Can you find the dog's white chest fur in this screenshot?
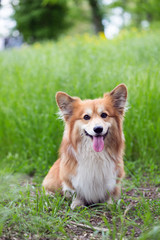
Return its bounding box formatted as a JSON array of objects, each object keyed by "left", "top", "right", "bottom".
[{"left": 71, "top": 138, "right": 117, "bottom": 203}]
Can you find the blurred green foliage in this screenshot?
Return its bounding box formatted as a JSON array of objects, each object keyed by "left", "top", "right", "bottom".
[
  {"left": 12, "top": 0, "right": 70, "bottom": 42},
  {"left": 11, "top": 0, "right": 160, "bottom": 41},
  {"left": 110, "top": 0, "right": 160, "bottom": 27}
]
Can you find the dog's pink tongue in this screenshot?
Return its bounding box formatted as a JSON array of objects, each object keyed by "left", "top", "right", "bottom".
[{"left": 93, "top": 136, "right": 104, "bottom": 152}]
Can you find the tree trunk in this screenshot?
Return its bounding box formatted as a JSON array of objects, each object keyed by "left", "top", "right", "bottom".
[{"left": 88, "top": 0, "right": 104, "bottom": 33}]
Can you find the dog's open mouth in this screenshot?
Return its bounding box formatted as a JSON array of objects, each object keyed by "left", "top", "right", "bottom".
[{"left": 84, "top": 130, "right": 108, "bottom": 152}]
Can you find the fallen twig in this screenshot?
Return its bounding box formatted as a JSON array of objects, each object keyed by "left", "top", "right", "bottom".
[
  {"left": 123, "top": 203, "right": 134, "bottom": 217},
  {"left": 68, "top": 220, "right": 109, "bottom": 232}
]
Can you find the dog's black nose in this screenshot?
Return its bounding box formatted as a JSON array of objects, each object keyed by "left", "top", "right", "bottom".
[{"left": 93, "top": 126, "right": 103, "bottom": 134}]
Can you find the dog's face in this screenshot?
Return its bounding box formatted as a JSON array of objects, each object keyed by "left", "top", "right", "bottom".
[{"left": 56, "top": 84, "right": 127, "bottom": 152}]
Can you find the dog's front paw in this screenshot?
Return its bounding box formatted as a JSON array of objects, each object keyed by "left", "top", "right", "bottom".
[
  {"left": 107, "top": 197, "right": 113, "bottom": 205},
  {"left": 70, "top": 197, "right": 84, "bottom": 210}
]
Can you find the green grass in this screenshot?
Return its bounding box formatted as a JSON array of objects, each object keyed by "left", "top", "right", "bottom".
[
  {"left": 0, "top": 30, "right": 160, "bottom": 239},
  {"left": 0, "top": 172, "right": 159, "bottom": 239}
]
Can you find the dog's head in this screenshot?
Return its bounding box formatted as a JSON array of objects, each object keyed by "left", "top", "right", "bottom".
[{"left": 56, "top": 84, "right": 127, "bottom": 152}]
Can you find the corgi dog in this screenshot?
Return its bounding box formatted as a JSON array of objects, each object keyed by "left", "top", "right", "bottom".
[{"left": 42, "top": 84, "right": 127, "bottom": 209}]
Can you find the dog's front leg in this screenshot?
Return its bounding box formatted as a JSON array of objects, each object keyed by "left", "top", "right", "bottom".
[{"left": 70, "top": 195, "right": 85, "bottom": 210}]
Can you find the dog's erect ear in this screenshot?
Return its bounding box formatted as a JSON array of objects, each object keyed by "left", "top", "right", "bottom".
[
  {"left": 109, "top": 84, "right": 127, "bottom": 114},
  {"left": 56, "top": 92, "right": 76, "bottom": 121}
]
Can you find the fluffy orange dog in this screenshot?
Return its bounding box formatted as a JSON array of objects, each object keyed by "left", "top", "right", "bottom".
[{"left": 43, "top": 84, "right": 127, "bottom": 209}]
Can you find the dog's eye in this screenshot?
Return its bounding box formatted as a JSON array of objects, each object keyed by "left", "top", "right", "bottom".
[
  {"left": 101, "top": 113, "right": 107, "bottom": 118},
  {"left": 83, "top": 114, "right": 90, "bottom": 120}
]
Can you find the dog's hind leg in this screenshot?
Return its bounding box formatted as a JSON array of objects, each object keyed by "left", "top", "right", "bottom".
[{"left": 42, "top": 158, "right": 62, "bottom": 193}]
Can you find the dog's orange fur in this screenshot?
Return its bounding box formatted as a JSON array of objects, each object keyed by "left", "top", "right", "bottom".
[{"left": 43, "top": 84, "right": 127, "bottom": 208}]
